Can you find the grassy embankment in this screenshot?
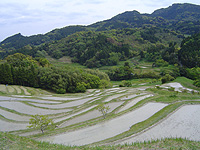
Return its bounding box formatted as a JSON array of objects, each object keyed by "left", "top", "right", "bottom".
[{"left": 1, "top": 132, "right": 200, "bottom": 150}]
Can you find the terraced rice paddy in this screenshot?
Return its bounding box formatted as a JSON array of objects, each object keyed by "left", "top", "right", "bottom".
[
  {"left": 119, "top": 105, "right": 200, "bottom": 144},
  {"left": 0, "top": 82, "right": 200, "bottom": 146},
  {"left": 41, "top": 102, "right": 167, "bottom": 146}
]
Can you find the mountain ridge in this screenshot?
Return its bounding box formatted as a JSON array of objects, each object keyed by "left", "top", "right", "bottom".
[{"left": 0, "top": 3, "right": 200, "bottom": 56}]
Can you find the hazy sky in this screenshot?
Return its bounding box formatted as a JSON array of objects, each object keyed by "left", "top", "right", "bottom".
[{"left": 0, "top": 0, "right": 200, "bottom": 41}]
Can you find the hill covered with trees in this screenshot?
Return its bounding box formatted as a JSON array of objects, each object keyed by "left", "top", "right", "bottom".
[
  {"left": 0, "top": 3, "right": 199, "bottom": 89},
  {"left": 0, "top": 3, "right": 199, "bottom": 55},
  {"left": 0, "top": 53, "right": 111, "bottom": 93}
]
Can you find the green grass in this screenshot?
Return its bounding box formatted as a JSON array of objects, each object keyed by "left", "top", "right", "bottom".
[
  {"left": 1, "top": 132, "right": 200, "bottom": 150},
  {"left": 48, "top": 56, "right": 86, "bottom": 69},
  {"left": 174, "top": 77, "right": 200, "bottom": 90},
  {"left": 146, "top": 87, "right": 200, "bottom": 103}
]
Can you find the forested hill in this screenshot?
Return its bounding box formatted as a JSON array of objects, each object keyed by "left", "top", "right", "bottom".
[
  {"left": 90, "top": 3, "right": 200, "bottom": 34},
  {"left": 0, "top": 3, "right": 200, "bottom": 51},
  {"left": 151, "top": 3, "right": 200, "bottom": 20},
  {"left": 0, "top": 26, "right": 87, "bottom": 49}
]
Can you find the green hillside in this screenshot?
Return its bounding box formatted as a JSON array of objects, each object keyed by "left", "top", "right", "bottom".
[{"left": 0, "top": 3, "right": 200, "bottom": 58}]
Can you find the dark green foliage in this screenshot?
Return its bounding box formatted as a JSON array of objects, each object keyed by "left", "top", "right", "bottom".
[
  {"left": 184, "top": 67, "right": 200, "bottom": 81},
  {"left": 0, "top": 26, "right": 86, "bottom": 50},
  {"left": 152, "top": 3, "right": 200, "bottom": 20},
  {"left": 153, "top": 59, "right": 169, "bottom": 67},
  {"left": 178, "top": 33, "right": 200, "bottom": 68},
  {"left": 152, "top": 3, "right": 200, "bottom": 35},
  {"left": 145, "top": 44, "right": 165, "bottom": 62},
  {"left": 119, "top": 80, "right": 132, "bottom": 87},
  {"left": 144, "top": 42, "right": 179, "bottom": 65},
  {"left": 1, "top": 3, "right": 196, "bottom": 61},
  {"left": 194, "top": 79, "right": 200, "bottom": 87},
  {"left": 45, "top": 32, "right": 131, "bottom": 68},
  {"left": 161, "top": 74, "right": 175, "bottom": 84},
  {"left": 0, "top": 53, "right": 110, "bottom": 94},
  {"left": 5, "top": 53, "right": 38, "bottom": 67},
  {"left": 0, "top": 63, "right": 13, "bottom": 84},
  {"left": 34, "top": 57, "right": 50, "bottom": 67},
  {"left": 161, "top": 42, "right": 179, "bottom": 65},
  {"left": 140, "top": 28, "right": 159, "bottom": 43},
  {"left": 138, "top": 72, "right": 160, "bottom": 79},
  {"left": 108, "top": 62, "right": 134, "bottom": 81}
]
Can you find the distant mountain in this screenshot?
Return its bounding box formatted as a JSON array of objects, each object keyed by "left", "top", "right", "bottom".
[
  {"left": 0, "top": 3, "right": 200, "bottom": 58},
  {"left": 89, "top": 3, "right": 200, "bottom": 33},
  {"left": 152, "top": 3, "right": 200, "bottom": 20},
  {"left": 1, "top": 26, "right": 86, "bottom": 49}
]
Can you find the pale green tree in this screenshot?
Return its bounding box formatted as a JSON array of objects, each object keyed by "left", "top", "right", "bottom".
[
  {"left": 27, "top": 114, "right": 55, "bottom": 133},
  {"left": 97, "top": 104, "right": 110, "bottom": 119}
]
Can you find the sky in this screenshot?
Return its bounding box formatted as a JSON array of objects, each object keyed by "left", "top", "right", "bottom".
[{"left": 0, "top": 0, "right": 200, "bottom": 41}]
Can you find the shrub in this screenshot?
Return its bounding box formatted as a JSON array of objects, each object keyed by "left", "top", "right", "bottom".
[
  {"left": 169, "top": 94, "right": 177, "bottom": 98},
  {"left": 56, "top": 88, "right": 66, "bottom": 94},
  {"left": 121, "top": 80, "right": 132, "bottom": 87},
  {"left": 76, "top": 82, "right": 87, "bottom": 93},
  {"left": 161, "top": 74, "right": 175, "bottom": 84},
  {"left": 99, "top": 79, "right": 112, "bottom": 89},
  {"left": 154, "top": 59, "right": 169, "bottom": 67},
  {"left": 168, "top": 87, "right": 175, "bottom": 91},
  {"left": 194, "top": 79, "right": 200, "bottom": 87}
]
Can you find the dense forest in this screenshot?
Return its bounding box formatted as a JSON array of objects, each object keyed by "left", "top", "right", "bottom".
[
  {"left": 0, "top": 27, "right": 183, "bottom": 67},
  {"left": 0, "top": 53, "right": 111, "bottom": 93},
  {"left": 1, "top": 3, "right": 200, "bottom": 54},
  {"left": 0, "top": 3, "right": 200, "bottom": 93}
]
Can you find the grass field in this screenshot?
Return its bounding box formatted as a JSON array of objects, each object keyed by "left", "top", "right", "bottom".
[{"left": 1, "top": 132, "right": 200, "bottom": 150}]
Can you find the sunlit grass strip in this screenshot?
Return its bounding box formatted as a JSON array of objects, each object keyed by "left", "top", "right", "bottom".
[
  {"left": 13, "top": 85, "right": 22, "bottom": 94},
  {"left": 1, "top": 129, "right": 200, "bottom": 149},
  {"left": 0, "top": 114, "right": 28, "bottom": 123},
  {"left": 0, "top": 84, "right": 7, "bottom": 93},
  {"left": 7, "top": 86, "right": 15, "bottom": 94},
  {"left": 20, "top": 86, "right": 31, "bottom": 95},
  {"left": 174, "top": 77, "right": 200, "bottom": 91},
  {"left": 95, "top": 101, "right": 200, "bottom": 145},
  {"left": 0, "top": 106, "right": 30, "bottom": 117}
]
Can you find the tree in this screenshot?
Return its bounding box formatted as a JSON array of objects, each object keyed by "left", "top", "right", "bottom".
[
  {"left": 161, "top": 74, "right": 175, "bottom": 84},
  {"left": 6, "top": 53, "right": 38, "bottom": 67},
  {"left": 120, "top": 80, "right": 132, "bottom": 87},
  {"left": 27, "top": 114, "right": 55, "bottom": 133},
  {"left": 178, "top": 33, "right": 200, "bottom": 68},
  {"left": 97, "top": 104, "right": 110, "bottom": 119}
]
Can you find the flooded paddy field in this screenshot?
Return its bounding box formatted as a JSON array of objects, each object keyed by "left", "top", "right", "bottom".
[
  {"left": 28, "top": 97, "right": 97, "bottom": 108},
  {"left": 59, "top": 102, "right": 124, "bottom": 127},
  {"left": 0, "top": 81, "right": 199, "bottom": 146},
  {"left": 119, "top": 104, "right": 200, "bottom": 144},
  {"left": 0, "top": 109, "right": 30, "bottom": 122},
  {"left": 0, "top": 96, "right": 62, "bottom": 104},
  {"left": 40, "top": 102, "right": 167, "bottom": 146},
  {"left": 118, "top": 94, "right": 153, "bottom": 112},
  {"left": 0, "top": 101, "right": 72, "bottom": 115},
  {"left": 0, "top": 119, "right": 28, "bottom": 131}
]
